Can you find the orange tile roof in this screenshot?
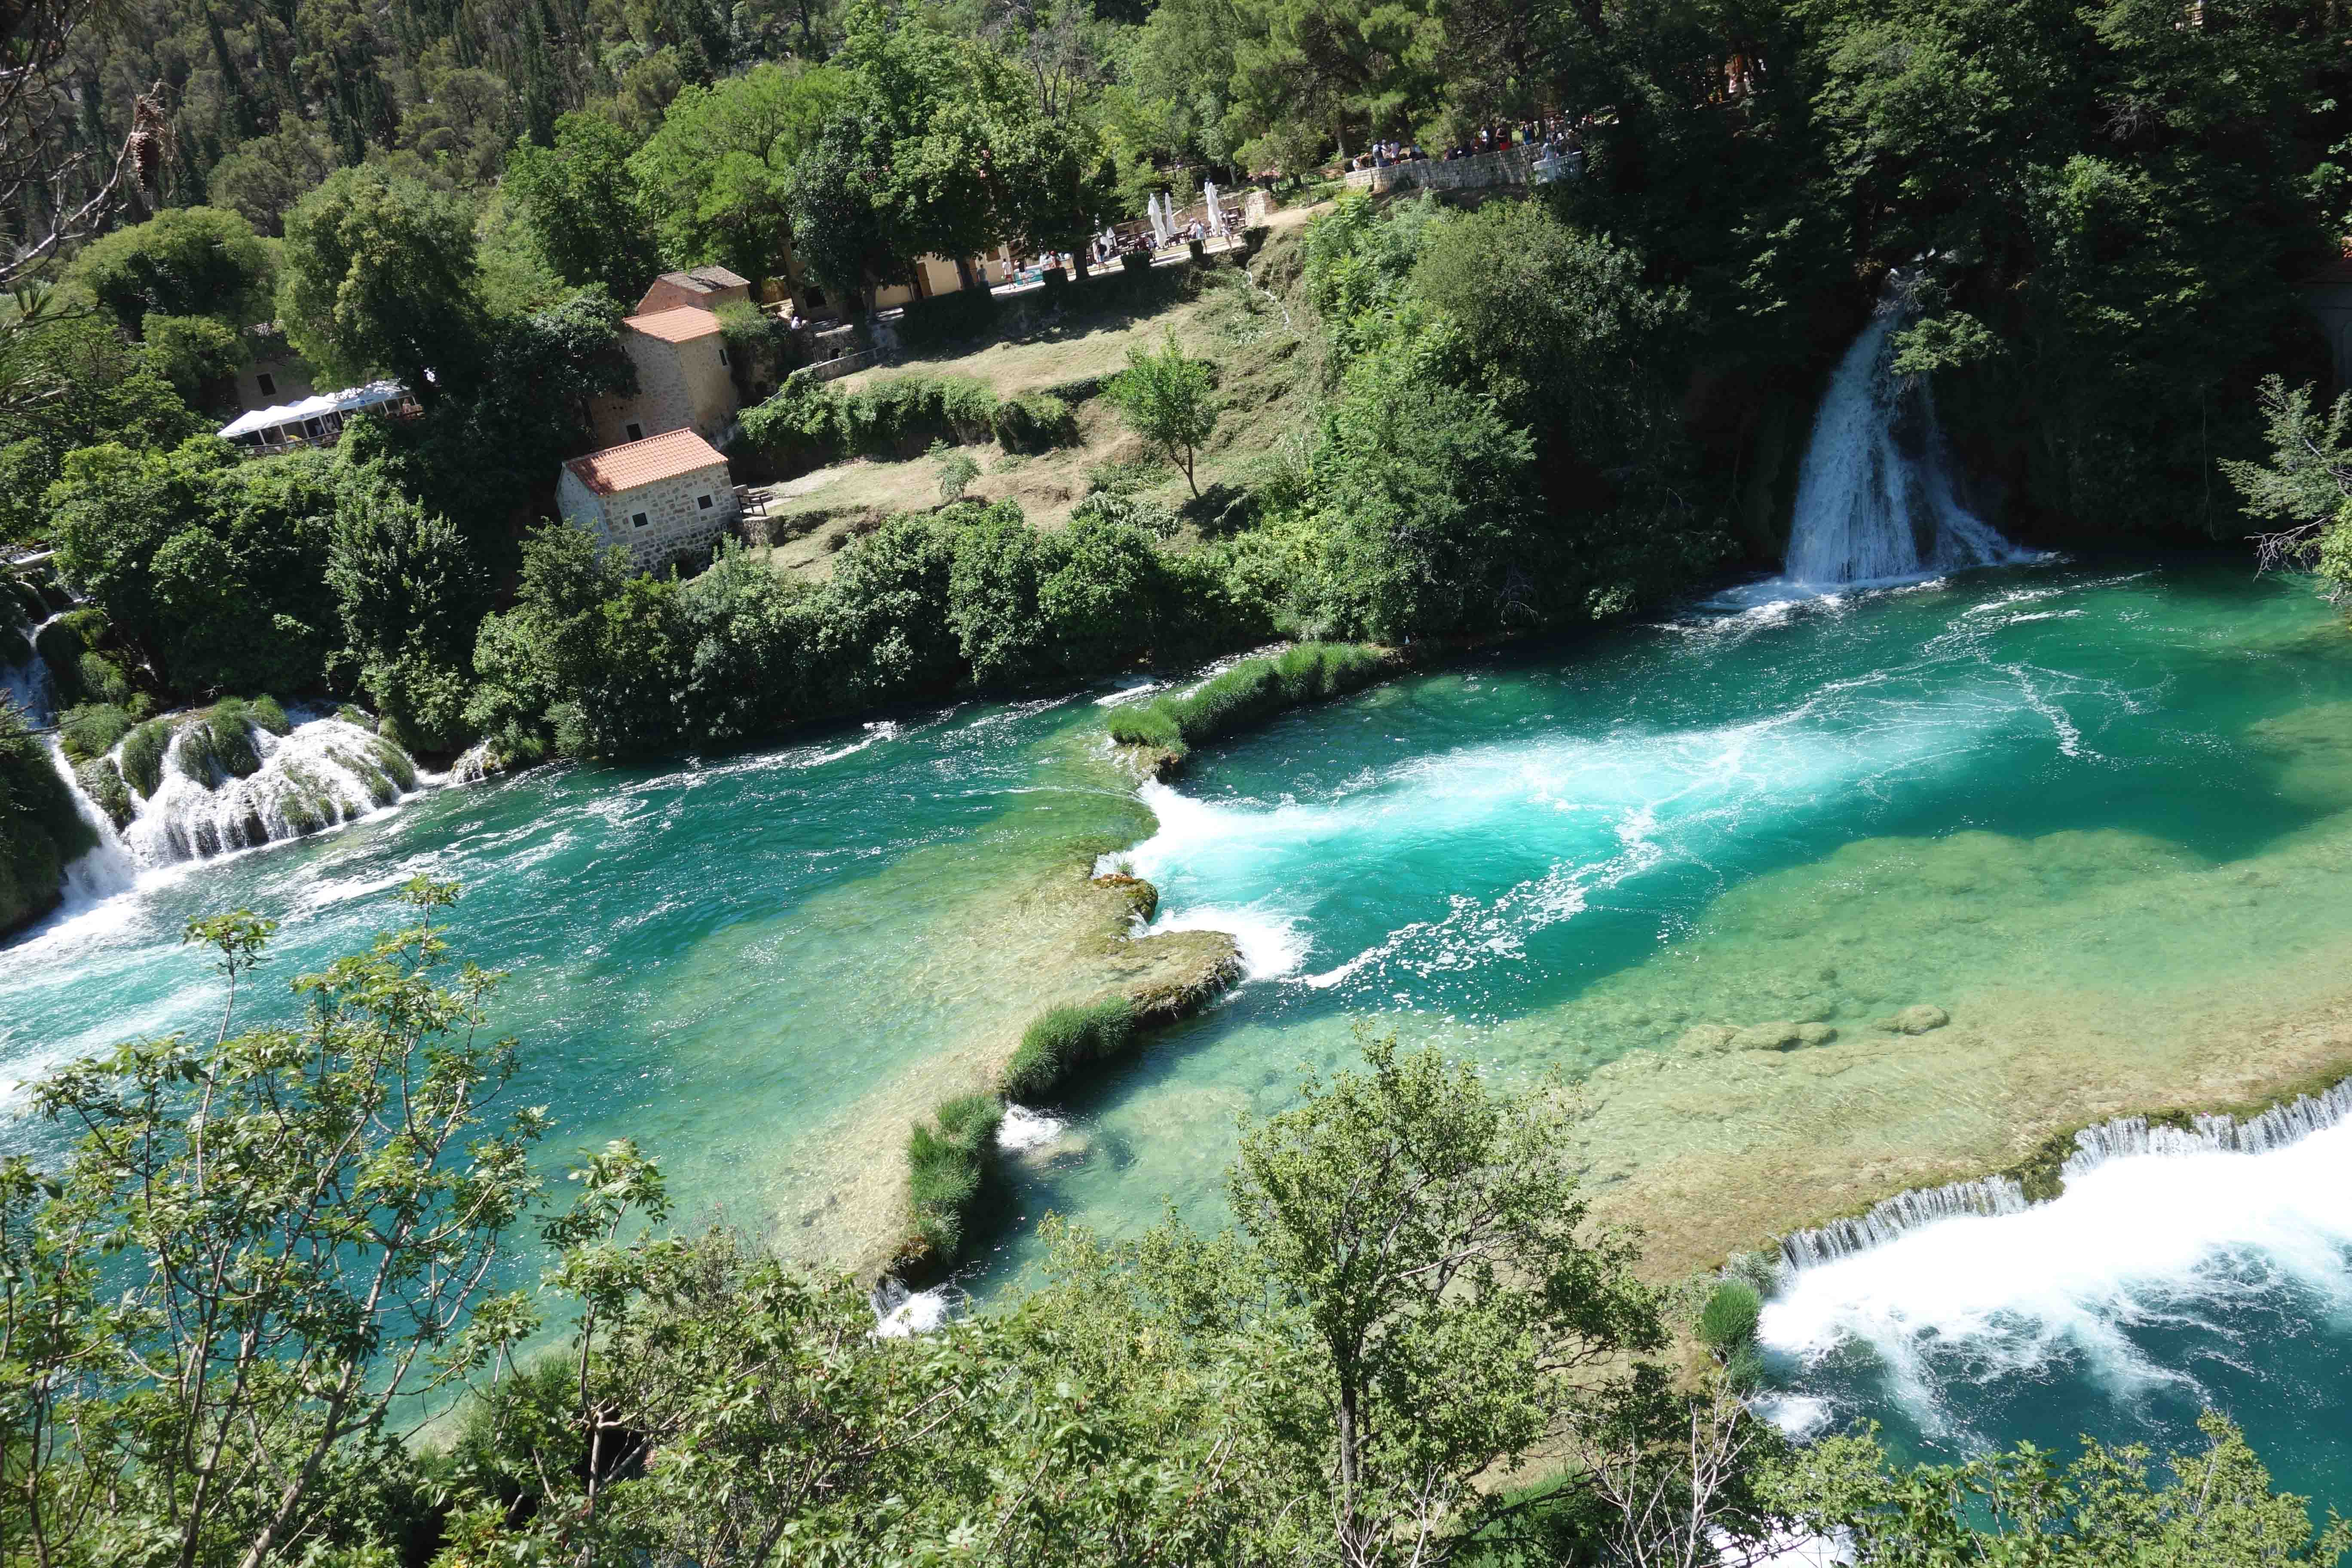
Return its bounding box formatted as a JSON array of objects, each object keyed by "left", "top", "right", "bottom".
[
  {"left": 565, "top": 428, "right": 728, "bottom": 495},
  {"left": 626, "top": 304, "right": 725, "bottom": 343}
]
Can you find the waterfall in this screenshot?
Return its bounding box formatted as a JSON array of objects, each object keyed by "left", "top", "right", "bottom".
[
  {"left": 1779, "top": 1177, "right": 2030, "bottom": 1271},
  {"left": 114, "top": 712, "right": 425, "bottom": 866},
  {"left": 3, "top": 614, "right": 61, "bottom": 729},
  {"left": 1776, "top": 1079, "right": 2352, "bottom": 1274},
  {"left": 1784, "top": 287, "right": 2024, "bottom": 586},
  {"left": 2060, "top": 1084, "right": 2352, "bottom": 1181},
  {"left": 44, "top": 738, "right": 137, "bottom": 903}
]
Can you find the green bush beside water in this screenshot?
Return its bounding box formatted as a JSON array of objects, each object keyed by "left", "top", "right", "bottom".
[
  {"left": 903, "top": 1092, "right": 1004, "bottom": 1268},
  {"left": 1001, "top": 997, "right": 1139, "bottom": 1102},
  {"left": 0, "top": 697, "right": 95, "bottom": 935},
  {"left": 119, "top": 719, "right": 170, "bottom": 797},
  {"left": 1108, "top": 643, "right": 1392, "bottom": 763}
]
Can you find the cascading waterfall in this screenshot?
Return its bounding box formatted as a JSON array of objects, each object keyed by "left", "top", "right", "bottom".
[
  {"left": 1775, "top": 1079, "right": 2352, "bottom": 1274},
  {"left": 113, "top": 713, "right": 426, "bottom": 866},
  {"left": 1784, "top": 284, "right": 2025, "bottom": 586},
  {"left": 2060, "top": 1083, "right": 2352, "bottom": 1180},
  {"left": 3, "top": 614, "right": 61, "bottom": 728},
  {"left": 1779, "top": 1177, "right": 2030, "bottom": 1270}
]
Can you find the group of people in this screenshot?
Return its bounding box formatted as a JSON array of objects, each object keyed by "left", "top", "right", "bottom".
[{"left": 1357, "top": 116, "right": 1589, "bottom": 171}]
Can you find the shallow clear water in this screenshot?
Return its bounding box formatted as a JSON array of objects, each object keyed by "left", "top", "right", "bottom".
[
  {"left": 0, "top": 695, "right": 1147, "bottom": 1272},
  {"left": 993, "top": 557, "right": 2352, "bottom": 1506},
  {"left": 11, "top": 556, "right": 2352, "bottom": 1501}
]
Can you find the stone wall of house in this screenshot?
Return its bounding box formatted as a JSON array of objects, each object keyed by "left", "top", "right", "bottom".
[
  {"left": 590, "top": 330, "right": 741, "bottom": 448},
  {"left": 236, "top": 351, "right": 314, "bottom": 413},
  {"left": 562, "top": 462, "right": 739, "bottom": 568}
]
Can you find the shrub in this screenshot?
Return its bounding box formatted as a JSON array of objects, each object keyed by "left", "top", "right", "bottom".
[
  {"left": 119, "top": 718, "right": 171, "bottom": 796},
  {"left": 57, "top": 703, "right": 132, "bottom": 765},
  {"left": 990, "top": 394, "right": 1077, "bottom": 454},
  {"left": 904, "top": 1092, "right": 1004, "bottom": 1266},
  {"left": 1105, "top": 331, "right": 1217, "bottom": 496},
  {"left": 75, "top": 756, "right": 132, "bottom": 827},
  {"left": 249, "top": 695, "right": 292, "bottom": 735},
  {"left": 1697, "top": 1279, "right": 1763, "bottom": 1357},
  {"left": 76, "top": 652, "right": 130, "bottom": 706},
  {"left": 1001, "top": 997, "right": 1139, "bottom": 1102},
  {"left": 178, "top": 702, "right": 263, "bottom": 784},
  {"left": 1107, "top": 642, "right": 1391, "bottom": 761}
]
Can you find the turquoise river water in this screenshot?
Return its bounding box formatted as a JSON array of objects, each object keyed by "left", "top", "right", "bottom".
[{"left": 9, "top": 555, "right": 2352, "bottom": 1501}]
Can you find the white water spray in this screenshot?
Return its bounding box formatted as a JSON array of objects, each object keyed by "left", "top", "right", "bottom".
[
  {"left": 116, "top": 714, "right": 424, "bottom": 866},
  {"left": 1759, "top": 1080, "right": 2352, "bottom": 1439},
  {"left": 1785, "top": 287, "right": 2025, "bottom": 586}
]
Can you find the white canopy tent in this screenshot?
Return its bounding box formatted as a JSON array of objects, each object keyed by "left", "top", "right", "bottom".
[{"left": 216, "top": 379, "right": 410, "bottom": 442}]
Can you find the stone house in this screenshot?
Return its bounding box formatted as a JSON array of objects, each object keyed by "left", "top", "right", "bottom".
[
  {"left": 211, "top": 325, "right": 315, "bottom": 418},
  {"left": 634, "top": 265, "right": 753, "bottom": 317},
  {"left": 588, "top": 305, "right": 742, "bottom": 449},
  {"left": 557, "top": 428, "right": 740, "bottom": 569}
]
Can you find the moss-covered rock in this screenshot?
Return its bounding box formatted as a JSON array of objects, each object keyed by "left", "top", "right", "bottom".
[
  {"left": 74, "top": 756, "right": 132, "bottom": 829},
  {"left": 0, "top": 700, "right": 93, "bottom": 936}
]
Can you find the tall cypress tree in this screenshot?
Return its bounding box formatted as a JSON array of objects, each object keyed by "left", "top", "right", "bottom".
[{"left": 206, "top": 6, "right": 263, "bottom": 139}]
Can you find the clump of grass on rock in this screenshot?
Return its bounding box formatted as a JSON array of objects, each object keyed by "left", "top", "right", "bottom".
[
  {"left": 1001, "top": 997, "right": 1139, "bottom": 1103},
  {"left": 903, "top": 1093, "right": 1005, "bottom": 1272},
  {"left": 1109, "top": 643, "right": 1393, "bottom": 765}
]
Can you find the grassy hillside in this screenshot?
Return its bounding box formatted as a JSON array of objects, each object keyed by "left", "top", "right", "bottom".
[{"left": 749, "top": 218, "right": 1324, "bottom": 581}]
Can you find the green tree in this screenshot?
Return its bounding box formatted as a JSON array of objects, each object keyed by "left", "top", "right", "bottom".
[
  {"left": 328, "top": 473, "right": 490, "bottom": 753},
  {"left": 2223, "top": 374, "right": 2352, "bottom": 593},
  {"left": 276, "top": 164, "right": 487, "bottom": 397},
  {"left": 629, "top": 63, "right": 845, "bottom": 280},
  {"left": 1224, "top": 1032, "right": 1661, "bottom": 1566},
  {"left": 0, "top": 315, "right": 200, "bottom": 545},
  {"left": 5, "top": 881, "right": 547, "bottom": 1568},
  {"left": 1766, "top": 1412, "right": 2352, "bottom": 1566},
  {"left": 503, "top": 111, "right": 662, "bottom": 301},
  {"left": 48, "top": 440, "right": 342, "bottom": 695},
  {"left": 67, "top": 206, "right": 276, "bottom": 333},
  {"left": 1106, "top": 330, "right": 1219, "bottom": 498},
  {"left": 1309, "top": 321, "right": 1542, "bottom": 639}
]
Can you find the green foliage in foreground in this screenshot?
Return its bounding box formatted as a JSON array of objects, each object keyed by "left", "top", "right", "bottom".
[
  {"left": 2225, "top": 375, "right": 2352, "bottom": 596},
  {"left": 0, "top": 891, "right": 2342, "bottom": 1566},
  {"left": 1766, "top": 1413, "right": 2352, "bottom": 1567},
  {"left": 1002, "top": 996, "right": 1139, "bottom": 1102},
  {"left": 1109, "top": 641, "right": 1392, "bottom": 763},
  {"left": 903, "top": 1091, "right": 1004, "bottom": 1268}
]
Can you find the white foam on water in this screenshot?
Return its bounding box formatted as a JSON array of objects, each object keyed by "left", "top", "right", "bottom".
[
  {"left": 1103, "top": 638, "right": 2072, "bottom": 999},
  {"left": 872, "top": 1280, "right": 962, "bottom": 1339},
  {"left": 1142, "top": 899, "right": 1309, "bottom": 981},
  {"left": 1758, "top": 1117, "right": 2352, "bottom": 1436},
  {"left": 997, "top": 1103, "right": 1068, "bottom": 1152},
  {"left": 1095, "top": 678, "right": 1166, "bottom": 707}
]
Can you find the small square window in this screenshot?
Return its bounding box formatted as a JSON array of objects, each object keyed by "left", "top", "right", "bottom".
[
  {"left": 630, "top": 511, "right": 651, "bottom": 530},
  {"left": 696, "top": 493, "right": 714, "bottom": 510},
  {"left": 256, "top": 372, "right": 277, "bottom": 397},
  {"left": 625, "top": 421, "right": 645, "bottom": 442}
]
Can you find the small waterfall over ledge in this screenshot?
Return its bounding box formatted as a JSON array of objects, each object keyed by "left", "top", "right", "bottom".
[
  {"left": 1777, "top": 1080, "right": 2352, "bottom": 1273},
  {"left": 1784, "top": 285, "right": 2026, "bottom": 586},
  {"left": 48, "top": 708, "right": 434, "bottom": 890}
]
